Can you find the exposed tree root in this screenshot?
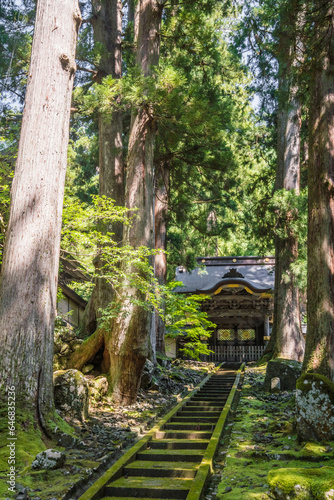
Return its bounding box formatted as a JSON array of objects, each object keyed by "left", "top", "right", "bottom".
[{"left": 68, "top": 330, "right": 105, "bottom": 371}]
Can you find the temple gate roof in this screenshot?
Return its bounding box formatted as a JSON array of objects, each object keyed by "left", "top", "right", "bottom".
[{"left": 174, "top": 256, "right": 275, "bottom": 295}]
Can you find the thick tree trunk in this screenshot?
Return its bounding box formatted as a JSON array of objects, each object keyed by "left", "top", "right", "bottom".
[
  {"left": 92, "top": 0, "right": 124, "bottom": 235},
  {"left": 105, "top": 0, "right": 162, "bottom": 404},
  {"left": 154, "top": 164, "right": 169, "bottom": 355},
  {"left": 265, "top": 3, "right": 305, "bottom": 362},
  {"left": 128, "top": 0, "right": 140, "bottom": 41},
  {"left": 81, "top": 0, "right": 124, "bottom": 337},
  {"left": 273, "top": 87, "right": 305, "bottom": 361},
  {"left": 0, "top": 0, "right": 81, "bottom": 433},
  {"left": 303, "top": 2, "right": 334, "bottom": 381}
]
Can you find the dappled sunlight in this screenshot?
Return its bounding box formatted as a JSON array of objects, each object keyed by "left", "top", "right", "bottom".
[{"left": 216, "top": 367, "right": 334, "bottom": 500}]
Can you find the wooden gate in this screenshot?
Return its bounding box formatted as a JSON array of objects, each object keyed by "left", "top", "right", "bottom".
[{"left": 201, "top": 345, "right": 266, "bottom": 362}]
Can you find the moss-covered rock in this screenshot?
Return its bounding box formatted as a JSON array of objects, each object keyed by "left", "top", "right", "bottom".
[
  {"left": 296, "top": 373, "right": 334, "bottom": 441},
  {"left": 88, "top": 376, "right": 109, "bottom": 401},
  {"left": 268, "top": 466, "right": 334, "bottom": 499},
  {"left": 53, "top": 369, "right": 89, "bottom": 422},
  {"left": 140, "top": 359, "right": 155, "bottom": 388},
  {"left": 31, "top": 449, "right": 66, "bottom": 470},
  {"left": 264, "top": 358, "right": 302, "bottom": 392}
]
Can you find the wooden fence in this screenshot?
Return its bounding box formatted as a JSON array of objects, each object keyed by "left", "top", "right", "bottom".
[{"left": 200, "top": 345, "right": 266, "bottom": 362}]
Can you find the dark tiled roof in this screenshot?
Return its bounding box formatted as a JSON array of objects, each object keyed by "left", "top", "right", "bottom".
[
  {"left": 174, "top": 256, "right": 275, "bottom": 293},
  {"left": 59, "top": 250, "right": 91, "bottom": 308},
  {"left": 59, "top": 250, "right": 91, "bottom": 286},
  {"left": 59, "top": 282, "right": 87, "bottom": 308}
]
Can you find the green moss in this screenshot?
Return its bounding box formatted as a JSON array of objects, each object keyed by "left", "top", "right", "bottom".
[
  {"left": 296, "top": 373, "right": 334, "bottom": 404},
  {"left": 46, "top": 410, "right": 76, "bottom": 437},
  {"left": 256, "top": 352, "right": 272, "bottom": 366},
  {"left": 300, "top": 442, "right": 329, "bottom": 457},
  {"left": 216, "top": 366, "right": 334, "bottom": 500},
  {"left": 156, "top": 351, "right": 170, "bottom": 361},
  {"left": 20, "top": 468, "right": 83, "bottom": 497},
  {"left": 0, "top": 414, "right": 46, "bottom": 498},
  {"left": 268, "top": 466, "right": 334, "bottom": 499},
  {"left": 273, "top": 357, "right": 301, "bottom": 366}
]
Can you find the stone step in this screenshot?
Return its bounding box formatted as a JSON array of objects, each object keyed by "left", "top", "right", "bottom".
[
  {"left": 150, "top": 439, "right": 209, "bottom": 450},
  {"left": 191, "top": 398, "right": 228, "bottom": 403},
  {"left": 185, "top": 401, "right": 225, "bottom": 407},
  {"left": 198, "top": 388, "right": 232, "bottom": 392},
  {"left": 157, "top": 430, "right": 213, "bottom": 439},
  {"left": 105, "top": 477, "right": 192, "bottom": 499},
  {"left": 124, "top": 460, "right": 199, "bottom": 478},
  {"left": 184, "top": 404, "right": 225, "bottom": 410},
  {"left": 137, "top": 449, "right": 204, "bottom": 462},
  {"left": 190, "top": 394, "right": 227, "bottom": 402},
  {"left": 164, "top": 422, "right": 214, "bottom": 431},
  {"left": 101, "top": 498, "right": 169, "bottom": 500},
  {"left": 177, "top": 411, "right": 221, "bottom": 418},
  {"left": 171, "top": 416, "right": 219, "bottom": 423}
]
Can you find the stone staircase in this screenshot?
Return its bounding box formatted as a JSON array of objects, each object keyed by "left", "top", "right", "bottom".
[{"left": 78, "top": 365, "right": 243, "bottom": 500}]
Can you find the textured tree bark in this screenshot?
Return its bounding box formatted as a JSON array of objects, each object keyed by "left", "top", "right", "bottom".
[
  {"left": 264, "top": 2, "right": 305, "bottom": 362},
  {"left": 128, "top": 0, "right": 140, "bottom": 41},
  {"left": 0, "top": 0, "right": 81, "bottom": 433},
  {"left": 154, "top": 164, "right": 170, "bottom": 355},
  {"left": 91, "top": 0, "right": 124, "bottom": 238},
  {"left": 81, "top": 0, "right": 124, "bottom": 338},
  {"left": 104, "top": 0, "right": 163, "bottom": 404},
  {"left": 303, "top": 1, "right": 334, "bottom": 381}
]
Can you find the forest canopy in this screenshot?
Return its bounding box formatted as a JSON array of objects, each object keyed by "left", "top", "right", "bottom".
[{"left": 0, "top": 0, "right": 333, "bottom": 439}]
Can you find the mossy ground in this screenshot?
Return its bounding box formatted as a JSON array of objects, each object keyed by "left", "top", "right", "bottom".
[
  {"left": 0, "top": 408, "right": 88, "bottom": 499},
  {"left": 1, "top": 361, "right": 215, "bottom": 499},
  {"left": 268, "top": 467, "right": 334, "bottom": 499},
  {"left": 214, "top": 366, "right": 334, "bottom": 500}
]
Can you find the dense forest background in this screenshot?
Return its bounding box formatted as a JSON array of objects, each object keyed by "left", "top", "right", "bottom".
[
  {"left": 0, "top": 0, "right": 333, "bottom": 442},
  {"left": 1, "top": 0, "right": 282, "bottom": 269}
]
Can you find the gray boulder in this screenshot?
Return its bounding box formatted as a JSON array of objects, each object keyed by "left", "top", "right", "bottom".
[
  {"left": 296, "top": 373, "right": 334, "bottom": 441},
  {"left": 56, "top": 432, "right": 77, "bottom": 448},
  {"left": 264, "top": 358, "right": 302, "bottom": 392},
  {"left": 140, "top": 359, "right": 155, "bottom": 388},
  {"left": 53, "top": 369, "right": 89, "bottom": 421},
  {"left": 31, "top": 449, "right": 65, "bottom": 470},
  {"left": 89, "top": 376, "right": 109, "bottom": 401}
]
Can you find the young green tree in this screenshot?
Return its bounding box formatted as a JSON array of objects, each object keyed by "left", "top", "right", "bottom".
[{"left": 0, "top": 0, "right": 81, "bottom": 435}]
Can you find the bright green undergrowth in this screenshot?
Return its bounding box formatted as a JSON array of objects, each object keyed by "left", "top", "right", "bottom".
[
  {"left": 268, "top": 467, "right": 334, "bottom": 499},
  {"left": 216, "top": 366, "right": 334, "bottom": 500},
  {"left": 0, "top": 414, "right": 46, "bottom": 498}
]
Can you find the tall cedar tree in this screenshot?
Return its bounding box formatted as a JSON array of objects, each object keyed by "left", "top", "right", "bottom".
[
  {"left": 107, "top": 0, "right": 162, "bottom": 403},
  {"left": 304, "top": 0, "right": 334, "bottom": 381},
  {"left": 266, "top": 0, "right": 305, "bottom": 361},
  {"left": 70, "top": 0, "right": 162, "bottom": 403},
  {"left": 82, "top": 0, "right": 125, "bottom": 336},
  {"left": 0, "top": 0, "right": 81, "bottom": 434},
  {"left": 154, "top": 163, "right": 169, "bottom": 354}
]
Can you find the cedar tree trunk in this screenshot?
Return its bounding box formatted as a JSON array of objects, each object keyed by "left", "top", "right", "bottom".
[
  {"left": 154, "top": 164, "right": 170, "bottom": 355},
  {"left": 0, "top": 0, "right": 81, "bottom": 433},
  {"left": 105, "top": 0, "right": 162, "bottom": 403},
  {"left": 81, "top": 0, "right": 124, "bottom": 337},
  {"left": 72, "top": 0, "right": 163, "bottom": 401},
  {"left": 303, "top": 1, "right": 334, "bottom": 380},
  {"left": 264, "top": 2, "right": 305, "bottom": 362}
]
